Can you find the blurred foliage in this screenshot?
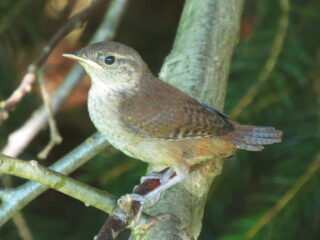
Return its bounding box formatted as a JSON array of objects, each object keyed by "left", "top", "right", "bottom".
[{"left": 0, "top": 0, "right": 319, "bottom": 239}]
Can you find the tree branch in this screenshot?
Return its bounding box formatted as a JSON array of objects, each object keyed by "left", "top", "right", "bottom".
[
  {"left": 0, "top": 133, "right": 112, "bottom": 226},
  {"left": 130, "top": 0, "right": 245, "bottom": 239},
  {"left": 0, "top": 153, "right": 117, "bottom": 214}
]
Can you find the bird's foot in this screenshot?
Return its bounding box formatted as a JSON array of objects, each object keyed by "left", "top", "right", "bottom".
[
  {"left": 141, "top": 173, "right": 186, "bottom": 202},
  {"left": 126, "top": 169, "right": 187, "bottom": 225},
  {"left": 140, "top": 167, "right": 175, "bottom": 184},
  {"left": 133, "top": 171, "right": 186, "bottom": 209}
]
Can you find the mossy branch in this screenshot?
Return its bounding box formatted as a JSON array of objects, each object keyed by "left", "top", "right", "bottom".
[
  {"left": 0, "top": 133, "right": 112, "bottom": 226},
  {"left": 0, "top": 153, "right": 117, "bottom": 214},
  {"left": 129, "top": 0, "right": 245, "bottom": 239}
]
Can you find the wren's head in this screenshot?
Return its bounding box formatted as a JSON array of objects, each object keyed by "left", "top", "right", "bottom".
[{"left": 63, "top": 41, "right": 148, "bottom": 88}]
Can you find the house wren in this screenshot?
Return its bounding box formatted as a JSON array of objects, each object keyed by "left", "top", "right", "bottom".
[{"left": 63, "top": 41, "right": 282, "bottom": 187}]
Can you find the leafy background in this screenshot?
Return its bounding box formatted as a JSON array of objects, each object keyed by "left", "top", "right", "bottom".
[{"left": 0, "top": 0, "right": 319, "bottom": 239}]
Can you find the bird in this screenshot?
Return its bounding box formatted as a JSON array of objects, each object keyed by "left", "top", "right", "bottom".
[{"left": 63, "top": 41, "right": 282, "bottom": 201}]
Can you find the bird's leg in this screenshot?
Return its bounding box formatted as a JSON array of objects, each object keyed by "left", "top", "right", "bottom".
[
  {"left": 142, "top": 172, "right": 186, "bottom": 202},
  {"left": 128, "top": 168, "right": 188, "bottom": 226},
  {"left": 132, "top": 169, "right": 187, "bottom": 205},
  {"left": 140, "top": 167, "right": 175, "bottom": 184}
]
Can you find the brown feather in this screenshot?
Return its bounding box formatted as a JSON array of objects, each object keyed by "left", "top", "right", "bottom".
[{"left": 118, "top": 77, "right": 235, "bottom": 140}]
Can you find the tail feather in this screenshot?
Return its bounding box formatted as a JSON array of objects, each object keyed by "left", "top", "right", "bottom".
[
  {"left": 229, "top": 124, "right": 283, "bottom": 151},
  {"left": 241, "top": 136, "right": 281, "bottom": 145}
]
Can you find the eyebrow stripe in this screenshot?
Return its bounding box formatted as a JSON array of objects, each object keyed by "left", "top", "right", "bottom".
[{"left": 117, "top": 57, "right": 138, "bottom": 68}]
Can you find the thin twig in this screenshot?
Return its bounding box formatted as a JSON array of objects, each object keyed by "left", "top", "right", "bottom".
[
  {"left": 11, "top": 213, "right": 34, "bottom": 240},
  {"left": 0, "top": 0, "right": 129, "bottom": 229},
  {"left": 244, "top": 152, "right": 320, "bottom": 240},
  {"left": 1, "top": 0, "right": 129, "bottom": 157},
  {"left": 229, "top": 0, "right": 290, "bottom": 119},
  {"left": 37, "top": 70, "right": 62, "bottom": 159},
  {"left": 0, "top": 0, "right": 108, "bottom": 124}
]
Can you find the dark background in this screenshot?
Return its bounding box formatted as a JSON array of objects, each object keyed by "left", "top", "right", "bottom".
[{"left": 0, "top": 0, "right": 319, "bottom": 239}]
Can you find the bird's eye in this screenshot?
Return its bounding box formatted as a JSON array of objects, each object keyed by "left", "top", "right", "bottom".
[{"left": 104, "top": 56, "right": 115, "bottom": 65}]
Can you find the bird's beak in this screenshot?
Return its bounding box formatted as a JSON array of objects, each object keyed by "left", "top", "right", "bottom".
[
  {"left": 62, "top": 52, "right": 103, "bottom": 69},
  {"left": 62, "top": 52, "right": 84, "bottom": 61}
]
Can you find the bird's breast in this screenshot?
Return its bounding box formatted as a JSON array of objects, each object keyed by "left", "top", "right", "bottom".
[{"left": 88, "top": 85, "right": 140, "bottom": 156}]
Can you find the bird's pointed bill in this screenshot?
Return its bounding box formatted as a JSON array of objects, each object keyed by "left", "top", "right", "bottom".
[{"left": 62, "top": 53, "right": 103, "bottom": 69}]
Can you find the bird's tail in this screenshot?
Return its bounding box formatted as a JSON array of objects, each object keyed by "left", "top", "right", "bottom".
[{"left": 227, "top": 124, "right": 283, "bottom": 151}]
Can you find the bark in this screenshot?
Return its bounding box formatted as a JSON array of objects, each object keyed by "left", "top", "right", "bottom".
[{"left": 130, "top": 0, "right": 245, "bottom": 239}]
